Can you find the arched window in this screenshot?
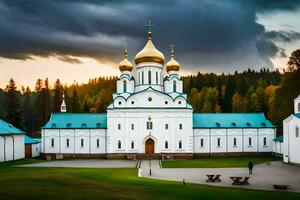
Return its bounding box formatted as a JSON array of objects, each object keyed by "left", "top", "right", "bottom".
[
  {"left": 156, "top": 71, "right": 158, "bottom": 84},
  {"left": 148, "top": 70, "right": 151, "bottom": 84},
  {"left": 217, "top": 138, "right": 220, "bottom": 147},
  {"left": 165, "top": 141, "right": 168, "bottom": 149},
  {"left": 263, "top": 137, "right": 267, "bottom": 146},
  {"left": 97, "top": 139, "right": 100, "bottom": 148},
  {"left": 131, "top": 141, "right": 134, "bottom": 149},
  {"left": 118, "top": 141, "right": 121, "bottom": 149},
  {"left": 233, "top": 138, "right": 237, "bottom": 146},
  {"left": 200, "top": 139, "right": 204, "bottom": 147},
  {"left": 248, "top": 137, "right": 252, "bottom": 146},
  {"left": 179, "top": 140, "right": 182, "bottom": 149},
  {"left": 142, "top": 71, "right": 144, "bottom": 84},
  {"left": 66, "top": 139, "right": 70, "bottom": 147},
  {"left": 51, "top": 138, "right": 54, "bottom": 147},
  {"left": 173, "top": 80, "right": 176, "bottom": 92},
  {"left": 81, "top": 139, "right": 84, "bottom": 147},
  {"left": 296, "top": 127, "right": 299, "bottom": 138},
  {"left": 123, "top": 80, "right": 127, "bottom": 92}
]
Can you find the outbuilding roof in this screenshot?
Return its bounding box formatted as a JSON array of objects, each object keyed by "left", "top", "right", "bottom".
[
  {"left": 25, "top": 135, "right": 40, "bottom": 144},
  {"left": 293, "top": 113, "right": 300, "bottom": 119},
  {"left": 43, "top": 113, "right": 107, "bottom": 129},
  {"left": 0, "top": 119, "right": 24, "bottom": 135},
  {"left": 273, "top": 135, "right": 283, "bottom": 142},
  {"left": 193, "top": 113, "right": 274, "bottom": 128}
]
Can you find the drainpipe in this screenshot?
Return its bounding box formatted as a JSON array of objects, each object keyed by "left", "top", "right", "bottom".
[{"left": 1, "top": 136, "right": 6, "bottom": 162}]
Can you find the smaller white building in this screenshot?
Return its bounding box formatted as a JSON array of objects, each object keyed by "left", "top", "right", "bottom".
[
  {"left": 283, "top": 95, "right": 300, "bottom": 164},
  {"left": 25, "top": 136, "right": 41, "bottom": 158},
  {"left": 273, "top": 135, "right": 283, "bottom": 156},
  {"left": 0, "top": 119, "right": 25, "bottom": 162}
]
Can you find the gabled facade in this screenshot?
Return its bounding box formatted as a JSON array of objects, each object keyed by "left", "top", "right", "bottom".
[
  {"left": 0, "top": 119, "right": 25, "bottom": 162},
  {"left": 283, "top": 95, "right": 300, "bottom": 164}
]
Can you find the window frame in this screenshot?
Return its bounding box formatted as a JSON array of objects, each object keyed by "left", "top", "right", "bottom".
[
  {"left": 217, "top": 138, "right": 221, "bottom": 147},
  {"left": 148, "top": 70, "right": 151, "bottom": 84}
]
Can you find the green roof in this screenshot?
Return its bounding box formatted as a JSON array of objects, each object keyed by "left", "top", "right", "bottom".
[
  {"left": 193, "top": 113, "right": 274, "bottom": 128},
  {"left": 294, "top": 113, "right": 300, "bottom": 119},
  {"left": 43, "top": 113, "right": 107, "bottom": 129},
  {"left": 25, "top": 135, "right": 40, "bottom": 144},
  {"left": 0, "top": 119, "right": 24, "bottom": 135},
  {"left": 273, "top": 135, "right": 283, "bottom": 142}
]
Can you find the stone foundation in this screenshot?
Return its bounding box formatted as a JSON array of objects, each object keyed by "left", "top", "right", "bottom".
[{"left": 42, "top": 153, "right": 106, "bottom": 160}]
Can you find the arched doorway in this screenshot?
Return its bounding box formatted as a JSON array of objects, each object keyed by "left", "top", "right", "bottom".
[{"left": 145, "top": 138, "right": 154, "bottom": 154}]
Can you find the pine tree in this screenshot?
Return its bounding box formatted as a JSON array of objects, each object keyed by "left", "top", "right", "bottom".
[
  {"left": 4, "top": 79, "right": 24, "bottom": 129},
  {"left": 22, "top": 87, "right": 34, "bottom": 133},
  {"left": 53, "top": 79, "right": 63, "bottom": 112},
  {"left": 71, "top": 88, "right": 80, "bottom": 113}
]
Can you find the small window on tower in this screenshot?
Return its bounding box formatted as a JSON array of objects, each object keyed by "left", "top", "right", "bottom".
[
  {"left": 123, "top": 80, "right": 127, "bottom": 93},
  {"left": 179, "top": 140, "right": 182, "bottom": 149},
  {"left": 179, "top": 124, "right": 182, "bottom": 130},
  {"left": 296, "top": 127, "right": 299, "bottom": 138},
  {"left": 165, "top": 124, "right": 168, "bottom": 130},
  {"left": 148, "top": 97, "right": 152, "bottom": 102},
  {"left": 165, "top": 141, "right": 168, "bottom": 149},
  {"left": 131, "top": 124, "right": 134, "bottom": 130},
  {"left": 118, "top": 101, "right": 122, "bottom": 105},
  {"left": 148, "top": 70, "right": 152, "bottom": 84},
  {"left": 131, "top": 141, "right": 134, "bottom": 149},
  {"left": 165, "top": 101, "right": 168, "bottom": 105},
  {"left": 118, "top": 123, "right": 121, "bottom": 130}
]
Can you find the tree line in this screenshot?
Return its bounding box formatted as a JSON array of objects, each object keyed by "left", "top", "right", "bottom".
[{"left": 0, "top": 49, "right": 299, "bottom": 137}]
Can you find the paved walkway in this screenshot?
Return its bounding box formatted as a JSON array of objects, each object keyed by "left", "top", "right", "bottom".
[
  {"left": 21, "top": 160, "right": 138, "bottom": 168},
  {"left": 140, "top": 160, "right": 300, "bottom": 193}
]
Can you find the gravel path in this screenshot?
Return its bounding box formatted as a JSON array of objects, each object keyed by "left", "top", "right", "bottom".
[{"left": 140, "top": 160, "right": 300, "bottom": 193}]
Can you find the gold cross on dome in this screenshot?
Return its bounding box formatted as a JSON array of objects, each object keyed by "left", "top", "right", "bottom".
[
  {"left": 124, "top": 42, "right": 128, "bottom": 57},
  {"left": 170, "top": 43, "right": 175, "bottom": 52},
  {"left": 145, "top": 20, "right": 155, "bottom": 32}
]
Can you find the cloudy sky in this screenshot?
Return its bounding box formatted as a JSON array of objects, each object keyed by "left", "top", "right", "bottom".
[{"left": 0, "top": 0, "right": 300, "bottom": 88}]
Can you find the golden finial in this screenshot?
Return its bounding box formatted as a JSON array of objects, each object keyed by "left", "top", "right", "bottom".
[
  {"left": 170, "top": 43, "right": 175, "bottom": 57},
  {"left": 124, "top": 42, "right": 128, "bottom": 58}
]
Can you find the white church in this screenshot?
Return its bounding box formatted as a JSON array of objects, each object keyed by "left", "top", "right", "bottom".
[{"left": 41, "top": 26, "right": 276, "bottom": 160}]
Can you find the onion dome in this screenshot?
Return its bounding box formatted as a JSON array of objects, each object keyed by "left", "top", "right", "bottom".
[
  {"left": 135, "top": 32, "right": 165, "bottom": 65},
  {"left": 166, "top": 45, "right": 180, "bottom": 72},
  {"left": 119, "top": 47, "right": 133, "bottom": 72}
]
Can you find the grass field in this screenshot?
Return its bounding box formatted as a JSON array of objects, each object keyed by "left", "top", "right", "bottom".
[
  {"left": 0, "top": 159, "right": 299, "bottom": 200},
  {"left": 162, "top": 156, "right": 278, "bottom": 168}
]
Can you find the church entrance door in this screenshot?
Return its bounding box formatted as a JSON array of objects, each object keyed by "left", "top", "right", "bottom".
[{"left": 145, "top": 138, "right": 154, "bottom": 154}]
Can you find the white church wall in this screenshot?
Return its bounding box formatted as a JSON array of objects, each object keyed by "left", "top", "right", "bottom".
[
  {"left": 107, "top": 108, "right": 193, "bottom": 154},
  {"left": 283, "top": 117, "right": 300, "bottom": 164},
  {"left": 258, "top": 128, "right": 275, "bottom": 152},
  {"left": 42, "top": 129, "right": 106, "bottom": 155},
  {"left": 31, "top": 143, "right": 41, "bottom": 157},
  {"left": 227, "top": 129, "right": 243, "bottom": 152},
  {"left": 211, "top": 129, "right": 227, "bottom": 153},
  {"left": 193, "top": 129, "right": 210, "bottom": 153},
  {"left": 0, "top": 134, "right": 24, "bottom": 162}
]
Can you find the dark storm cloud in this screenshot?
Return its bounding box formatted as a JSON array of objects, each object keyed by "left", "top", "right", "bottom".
[
  {"left": 264, "top": 31, "right": 300, "bottom": 42},
  {"left": 0, "top": 0, "right": 300, "bottom": 71}
]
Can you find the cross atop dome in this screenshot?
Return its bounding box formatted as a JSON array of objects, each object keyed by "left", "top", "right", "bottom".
[{"left": 145, "top": 20, "right": 155, "bottom": 33}]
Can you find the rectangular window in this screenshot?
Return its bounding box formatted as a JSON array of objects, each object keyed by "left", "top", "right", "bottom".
[
  {"left": 118, "top": 123, "right": 121, "bottom": 130},
  {"left": 165, "top": 141, "right": 168, "bottom": 149},
  {"left": 217, "top": 138, "right": 220, "bottom": 147},
  {"left": 142, "top": 71, "right": 144, "bottom": 84},
  {"left": 66, "top": 139, "right": 70, "bottom": 147},
  {"left": 118, "top": 141, "right": 121, "bottom": 149},
  {"left": 179, "top": 123, "right": 182, "bottom": 130},
  {"left": 233, "top": 138, "right": 237, "bottom": 146},
  {"left": 97, "top": 139, "right": 100, "bottom": 148},
  {"left": 51, "top": 138, "right": 54, "bottom": 147},
  {"left": 165, "top": 124, "right": 168, "bottom": 130},
  {"left": 156, "top": 71, "right": 158, "bottom": 84},
  {"left": 296, "top": 127, "right": 299, "bottom": 138},
  {"left": 147, "top": 122, "right": 153, "bottom": 130},
  {"left": 200, "top": 139, "right": 204, "bottom": 147},
  {"left": 131, "top": 141, "right": 134, "bottom": 149},
  {"left": 131, "top": 124, "right": 134, "bottom": 130},
  {"left": 249, "top": 137, "right": 252, "bottom": 146},
  {"left": 179, "top": 140, "right": 182, "bottom": 149},
  {"left": 263, "top": 137, "right": 267, "bottom": 146},
  {"left": 81, "top": 139, "right": 84, "bottom": 147}
]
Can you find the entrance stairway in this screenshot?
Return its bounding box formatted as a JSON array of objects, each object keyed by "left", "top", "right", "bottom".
[{"left": 136, "top": 153, "right": 162, "bottom": 160}]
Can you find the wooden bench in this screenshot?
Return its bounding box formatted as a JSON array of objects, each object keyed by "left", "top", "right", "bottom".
[{"left": 273, "top": 185, "right": 289, "bottom": 190}]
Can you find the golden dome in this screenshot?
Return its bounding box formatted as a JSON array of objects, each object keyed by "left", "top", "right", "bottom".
[
  {"left": 135, "top": 32, "right": 165, "bottom": 65},
  {"left": 166, "top": 47, "right": 180, "bottom": 72},
  {"left": 119, "top": 48, "right": 133, "bottom": 72}
]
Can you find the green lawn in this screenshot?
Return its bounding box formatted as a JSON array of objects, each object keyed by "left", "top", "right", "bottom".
[
  {"left": 0, "top": 159, "right": 299, "bottom": 200},
  {"left": 162, "top": 156, "right": 278, "bottom": 168}
]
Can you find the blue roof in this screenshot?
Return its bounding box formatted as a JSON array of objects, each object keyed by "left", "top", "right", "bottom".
[
  {"left": 25, "top": 135, "right": 40, "bottom": 144},
  {"left": 273, "top": 135, "right": 283, "bottom": 142},
  {"left": 43, "top": 113, "right": 107, "bottom": 129},
  {"left": 0, "top": 119, "right": 25, "bottom": 135},
  {"left": 193, "top": 113, "right": 274, "bottom": 128},
  {"left": 293, "top": 113, "right": 300, "bottom": 119}
]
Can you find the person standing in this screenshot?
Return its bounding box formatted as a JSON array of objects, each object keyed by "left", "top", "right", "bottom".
[{"left": 248, "top": 161, "right": 253, "bottom": 174}]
